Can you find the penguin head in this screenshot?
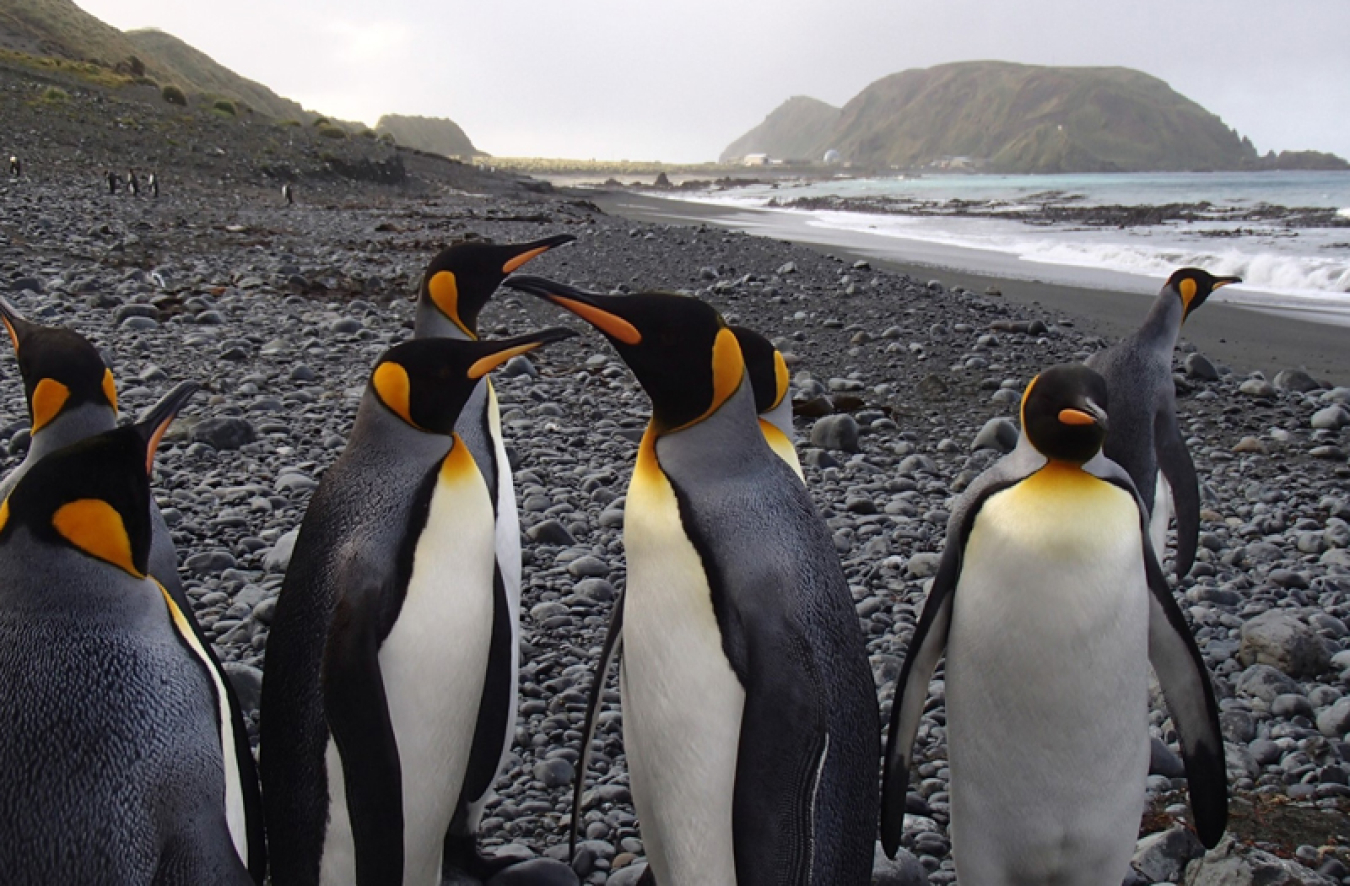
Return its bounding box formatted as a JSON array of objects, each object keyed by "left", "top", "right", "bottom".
[
  {"left": 0, "top": 381, "right": 197, "bottom": 578},
  {"left": 505, "top": 276, "right": 744, "bottom": 432},
  {"left": 369, "top": 327, "right": 576, "bottom": 434},
  {"left": 0, "top": 297, "right": 118, "bottom": 435},
  {"left": 730, "top": 325, "right": 790, "bottom": 415},
  {"left": 419, "top": 234, "right": 577, "bottom": 339},
  {"left": 1165, "top": 268, "right": 1241, "bottom": 322},
  {"left": 1020, "top": 364, "right": 1110, "bottom": 464}
]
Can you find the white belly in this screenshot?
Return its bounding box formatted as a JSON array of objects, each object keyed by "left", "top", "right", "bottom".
[
  {"left": 1149, "top": 472, "right": 1173, "bottom": 565},
  {"left": 946, "top": 474, "right": 1151, "bottom": 885},
  {"left": 622, "top": 464, "right": 745, "bottom": 886},
  {"left": 321, "top": 449, "right": 497, "bottom": 886}
]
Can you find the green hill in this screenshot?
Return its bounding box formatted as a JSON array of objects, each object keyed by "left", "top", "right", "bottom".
[
  {"left": 722, "top": 61, "right": 1345, "bottom": 173},
  {"left": 125, "top": 28, "right": 309, "bottom": 121},
  {"left": 719, "top": 95, "right": 840, "bottom": 164},
  {"left": 376, "top": 114, "right": 482, "bottom": 159}
]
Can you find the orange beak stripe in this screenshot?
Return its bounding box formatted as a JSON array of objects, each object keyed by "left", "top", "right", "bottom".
[
  {"left": 551, "top": 297, "right": 642, "bottom": 345},
  {"left": 1058, "top": 408, "right": 1096, "bottom": 426},
  {"left": 502, "top": 246, "right": 551, "bottom": 274}
]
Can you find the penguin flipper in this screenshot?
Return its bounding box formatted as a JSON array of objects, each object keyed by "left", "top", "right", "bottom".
[
  {"left": 1143, "top": 536, "right": 1227, "bottom": 847},
  {"left": 570, "top": 590, "right": 625, "bottom": 859},
  {"left": 1156, "top": 410, "right": 1200, "bottom": 579},
  {"left": 880, "top": 545, "right": 955, "bottom": 858},
  {"left": 323, "top": 591, "right": 405, "bottom": 884}
]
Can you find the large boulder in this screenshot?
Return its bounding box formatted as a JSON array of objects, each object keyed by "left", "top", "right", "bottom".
[
  {"left": 1185, "top": 837, "right": 1336, "bottom": 885},
  {"left": 1239, "top": 611, "right": 1331, "bottom": 678},
  {"left": 811, "top": 414, "right": 861, "bottom": 453}
]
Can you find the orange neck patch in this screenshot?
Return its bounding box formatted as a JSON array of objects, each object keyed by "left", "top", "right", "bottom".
[
  {"left": 101, "top": 368, "right": 118, "bottom": 414},
  {"left": 52, "top": 498, "right": 143, "bottom": 577},
  {"left": 771, "top": 350, "right": 790, "bottom": 409},
  {"left": 30, "top": 378, "right": 69, "bottom": 433}
]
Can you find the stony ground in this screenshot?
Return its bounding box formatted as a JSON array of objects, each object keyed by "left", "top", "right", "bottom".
[{"left": 3, "top": 172, "right": 1350, "bottom": 885}]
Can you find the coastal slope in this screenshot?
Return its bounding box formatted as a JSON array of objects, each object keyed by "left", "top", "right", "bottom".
[
  {"left": 376, "top": 113, "right": 483, "bottom": 159},
  {"left": 723, "top": 60, "right": 1348, "bottom": 173},
  {"left": 718, "top": 95, "right": 840, "bottom": 164}
]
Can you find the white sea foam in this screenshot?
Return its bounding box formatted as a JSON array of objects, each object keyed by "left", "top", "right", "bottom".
[{"left": 1339, "top": 207, "right": 1350, "bottom": 218}]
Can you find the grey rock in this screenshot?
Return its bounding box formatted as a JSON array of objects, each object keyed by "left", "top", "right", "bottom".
[
  {"left": 500, "top": 354, "right": 539, "bottom": 379},
  {"left": 1239, "top": 378, "right": 1277, "bottom": 398},
  {"left": 1274, "top": 369, "right": 1321, "bottom": 393},
  {"left": 566, "top": 556, "right": 609, "bottom": 578},
  {"left": 527, "top": 519, "right": 576, "bottom": 546},
  {"left": 1239, "top": 611, "right": 1330, "bottom": 678},
  {"left": 971, "top": 417, "right": 1019, "bottom": 452},
  {"left": 1149, "top": 737, "right": 1185, "bottom": 778},
  {"left": 1185, "top": 353, "right": 1220, "bottom": 381},
  {"left": 1311, "top": 406, "right": 1349, "bottom": 430},
  {"left": 1317, "top": 698, "right": 1350, "bottom": 737},
  {"left": 1184, "top": 836, "right": 1336, "bottom": 885},
  {"left": 264, "top": 529, "right": 300, "bottom": 573},
  {"left": 606, "top": 864, "right": 648, "bottom": 886},
  {"left": 811, "top": 414, "right": 861, "bottom": 453},
  {"left": 120, "top": 315, "right": 159, "bottom": 331},
  {"left": 184, "top": 550, "right": 237, "bottom": 576},
  {"left": 532, "top": 758, "right": 574, "bottom": 789},
  {"left": 1132, "top": 825, "right": 1205, "bottom": 883},
  {"left": 1235, "top": 663, "right": 1301, "bottom": 702},
  {"left": 872, "top": 841, "right": 929, "bottom": 885},
  {"left": 190, "top": 417, "right": 258, "bottom": 450},
  {"left": 906, "top": 552, "right": 942, "bottom": 579},
  {"left": 223, "top": 662, "right": 264, "bottom": 713},
  {"left": 484, "top": 858, "right": 580, "bottom": 886}
]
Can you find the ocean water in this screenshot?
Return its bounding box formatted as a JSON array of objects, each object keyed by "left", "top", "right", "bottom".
[{"left": 661, "top": 171, "right": 1350, "bottom": 318}]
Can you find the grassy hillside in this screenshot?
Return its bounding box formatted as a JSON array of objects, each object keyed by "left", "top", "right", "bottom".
[
  {"left": 0, "top": 0, "right": 165, "bottom": 78},
  {"left": 719, "top": 95, "right": 840, "bottom": 163},
  {"left": 718, "top": 61, "right": 1326, "bottom": 173},
  {"left": 376, "top": 114, "right": 481, "bottom": 159},
  {"left": 126, "top": 28, "right": 309, "bottom": 121}
]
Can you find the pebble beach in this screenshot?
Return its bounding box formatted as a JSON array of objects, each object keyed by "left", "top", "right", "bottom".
[{"left": 3, "top": 171, "right": 1350, "bottom": 885}]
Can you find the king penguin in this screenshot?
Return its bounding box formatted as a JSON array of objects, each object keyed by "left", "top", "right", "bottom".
[
  {"left": 0, "top": 383, "right": 254, "bottom": 885},
  {"left": 259, "top": 329, "right": 578, "bottom": 886},
  {"left": 1086, "top": 268, "right": 1239, "bottom": 580},
  {"left": 730, "top": 324, "right": 802, "bottom": 478},
  {"left": 881, "top": 364, "right": 1227, "bottom": 885},
  {"left": 505, "top": 275, "right": 879, "bottom": 886},
  {"left": 0, "top": 297, "right": 266, "bottom": 880},
  {"left": 412, "top": 234, "right": 576, "bottom": 876}
]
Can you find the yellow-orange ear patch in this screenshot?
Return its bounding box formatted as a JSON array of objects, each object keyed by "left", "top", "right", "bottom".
[
  {"left": 468, "top": 343, "right": 541, "bottom": 380},
  {"left": 1, "top": 316, "right": 18, "bottom": 353},
  {"left": 1178, "top": 277, "right": 1198, "bottom": 306},
  {"left": 673, "top": 327, "right": 745, "bottom": 432},
  {"left": 101, "top": 368, "right": 118, "bottom": 414},
  {"left": 0, "top": 498, "right": 9, "bottom": 534},
  {"left": 1020, "top": 373, "right": 1041, "bottom": 430},
  {"left": 373, "top": 362, "right": 417, "bottom": 427},
  {"left": 427, "top": 271, "right": 476, "bottom": 339},
  {"left": 553, "top": 297, "right": 642, "bottom": 345},
  {"left": 30, "top": 378, "right": 70, "bottom": 433},
  {"left": 772, "top": 350, "right": 790, "bottom": 409},
  {"left": 52, "top": 498, "right": 142, "bottom": 577}
]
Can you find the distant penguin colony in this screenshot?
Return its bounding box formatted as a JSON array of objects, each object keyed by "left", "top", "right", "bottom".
[
  {"left": 7, "top": 156, "right": 18, "bottom": 176},
  {"left": 0, "top": 207, "right": 1233, "bottom": 886}
]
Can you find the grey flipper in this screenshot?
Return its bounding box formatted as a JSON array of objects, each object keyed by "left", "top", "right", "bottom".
[
  {"left": 879, "top": 448, "right": 1033, "bottom": 858},
  {"left": 570, "top": 591, "right": 625, "bottom": 859},
  {"left": 1155, "top": 409, "right": 1200, "bottom": 580},
  {"left": 323, "top": 583, "right": 406, "bottom": 885},
  {"left": 1085, "top": 455, "right": 1227, "bottom": 847}
]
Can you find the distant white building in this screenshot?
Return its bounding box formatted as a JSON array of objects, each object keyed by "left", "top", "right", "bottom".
[
  {"left": 742, "top": 153, "right": 770, "bottom": 166},
  {"left": 823, "top": 149, "right": 842, "bottom": 165}
]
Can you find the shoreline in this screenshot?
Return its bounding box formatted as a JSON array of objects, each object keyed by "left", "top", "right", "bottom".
[{"left": 583, "top": 188, "right": 1350, "bottom": 386}]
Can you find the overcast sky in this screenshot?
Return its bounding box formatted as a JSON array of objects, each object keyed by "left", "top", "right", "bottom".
[{"left": 80, "top": 0, "right": 1350, "bottom": 163}]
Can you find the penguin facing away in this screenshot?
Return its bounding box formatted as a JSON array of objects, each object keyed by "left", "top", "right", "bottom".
[
  {"left": 729, "top": 324, "right": 802, "bottom": 478},
  {"left": 0, "top": 383, "right": 253, "bottom": 885},
  {"left": 0, "top": 297, "right": 267, "bottom": 880},
  {"left": 1086, "top": 268, "right": 1239, "bottom": 580},
  {"left": 506, "top": 275, "right": 879, "bottom": 886},
  {"left": 259, "top": 329, "right": 575, "bottom": 886},
  {"left": 412, "top": 234, "right": 577, "bottom": 876},
  {"left": 881, "top": 364, "right": 1227, "bottom": 884}
]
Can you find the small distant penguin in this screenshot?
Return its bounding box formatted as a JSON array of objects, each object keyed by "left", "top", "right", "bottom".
[
  {"left": 0, "top": 298, "right": 267, "bottom": 881},
  {"left": 881, "top": 364, "right": 1227, "bottom": 884},
  {"left": 1086, "top": 268, "right": 1239, "bottom": 579},
  {"left": 412, "top": 234, "right": 576, "bottom": 877},
  {"left": 128, "top": 169, "right": 140, "bottom": 196},
  {"left": 8, "top": 156, "right": 18, "bottom": 176},
  {"left": 260, "top": 329, "right": 577, "bottom": 886},
  {"left": 730, "top": 324, "right": 801, "bottom": 477},
  {"left": 0, "top": 383, "right": 253, "bottom": 884},
  {"left": 148, "top": 172, "right": 159, "bottom": 198},
  {"left": 282, "top": 183, "right": 294, "bottom": 205},
  {"left": 106, "top": 169, "right": 118, "bottom": 194},
  {"left": 506, "top": 276, "right": 879, "bottom": 885}
]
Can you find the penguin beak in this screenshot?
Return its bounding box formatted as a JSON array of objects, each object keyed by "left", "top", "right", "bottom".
[
  {"left": 1211, "top": 276, "right": 1241, "bottom": 291},
  {"left": 134, "top": 381, "right": 200, "bottom": 475},
  {"left": 1059, "top": 399, "right": 1109, "bottom": 432},
  {"left": 503, "top": 276, "right": 643, "bottom": 345},
  {"left": 0, "top": 295, "right": 32, "bottom": 353},
  {"left": 465, "top": 327, "right": 578, "bottom": 379},
  {"left": 501, "top": 234, "right": 577, "bottom": 274}
]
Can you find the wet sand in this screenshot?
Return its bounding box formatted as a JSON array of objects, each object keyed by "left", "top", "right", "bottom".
[{"left": 586, "top": 189, "right": 1350, "bottom": 386}]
